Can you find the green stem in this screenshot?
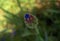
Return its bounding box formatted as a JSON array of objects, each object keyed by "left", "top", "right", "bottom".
[
  {"left": 35, "top": 26, "right": 44, "bottom": 41},
  {"left": 44, "top": 30, "right": 48, "bottom": 41}
]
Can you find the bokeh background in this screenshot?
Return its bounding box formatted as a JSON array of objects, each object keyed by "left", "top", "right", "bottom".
[{"left": 0, "top": 0, "right": 60, "bottom": 41}]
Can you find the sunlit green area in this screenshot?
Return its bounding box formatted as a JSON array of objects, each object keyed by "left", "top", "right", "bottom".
[
  {"left": 0, "top": 0, "right": 60, "bottom": 41},
  {"left": 0, "top": 0, "right": 35, "bottom": 32}
]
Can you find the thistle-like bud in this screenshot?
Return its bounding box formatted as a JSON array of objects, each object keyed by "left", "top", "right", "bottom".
[{"left": 24, "top": 13, "right": 38, "bottom": 29}]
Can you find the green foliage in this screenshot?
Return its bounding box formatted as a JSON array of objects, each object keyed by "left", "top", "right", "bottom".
[{"left": 0, "top": 0, "right": 60, "bottom": 41}]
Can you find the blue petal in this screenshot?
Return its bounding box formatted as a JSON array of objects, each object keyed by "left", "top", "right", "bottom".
[{"left": 25, "top": 14, "right": 30, "bottom": 19}]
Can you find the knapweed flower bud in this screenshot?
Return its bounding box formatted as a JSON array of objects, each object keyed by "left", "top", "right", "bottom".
[
  {"left": 24, "top": 13, "right": 38, "bottom": 29},
  {"left": 25, "top": 14, "right": 34, "bottom": 23}
]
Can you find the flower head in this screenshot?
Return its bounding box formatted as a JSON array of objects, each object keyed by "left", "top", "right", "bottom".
[
  {"left": 24, "top": 13, "right": 34, "bottom": 23},
  {"left": 24, "top": 13, "right": 38, "bottom": 29}
]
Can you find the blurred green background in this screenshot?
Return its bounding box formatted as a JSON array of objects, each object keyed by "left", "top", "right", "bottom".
[{"left": 0, "top": 0, "right": 60, "bottom": 41}]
